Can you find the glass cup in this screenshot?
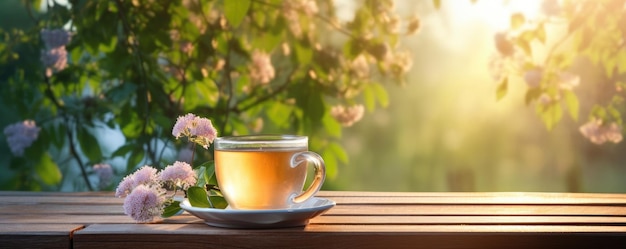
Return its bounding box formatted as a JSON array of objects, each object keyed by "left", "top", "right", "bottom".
[{"left": 214, "top": 135, "right": 326, "bottom": 210}]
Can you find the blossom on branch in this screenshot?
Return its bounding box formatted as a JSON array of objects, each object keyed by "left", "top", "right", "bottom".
[
  {"left": 249, "top": 50, "right": 275, "bottom": 85},
  {"left": 3, "top": 120, "right": 40, "bottom": 157},
  {"left": 579, "top": 119, "right": 623, "bottom": 144},
  {"left": 93, "top": 163, "right": 114, "bottom": 189},
  {"left": 41, "top": 47, "right": 68, "bottom": 76},
  {"left": 40, "top": 29, "right": 71, "bottom": 49},
  {"left": 172, "top": 113, "right": 217, "bottom": 149},
  {"left": 331, "top": 104, "right": 365, "bottom": 127},
  {"left": 40, "top": 28, "right": 71, "bottom": 77}
]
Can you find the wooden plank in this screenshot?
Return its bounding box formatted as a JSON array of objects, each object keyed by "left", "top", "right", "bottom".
[
  {"left": 5, "top": 203, "right": 624, "bottom": 220},
  {"left": 0, "top": 223, "right": 84, "bottom": 249},
  {"left": 310, "top": 215, "right": 626, "bottom": 225},
  {"left": 0, "top": 203, "right": 122, "bottom": 215},
  {"left": 318, "top": 191, "right": 626, "bottom": 199},
  {"left": 0, "top": 196, "right": 122, "bottom": 205},
  {"left": 327, "top": 204, "right": 626, "bottom": 216},
  {"left": 6, "top": 213, "right": 626, "bottom": 226},
  {"left": 325, "top": 196, "right": 626, "bottom": 205},
  {"left": 74, "top": 224, "right": 626, "bottom": 249}
]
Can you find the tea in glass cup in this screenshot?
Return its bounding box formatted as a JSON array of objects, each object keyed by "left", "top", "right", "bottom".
[{"left": 214, "top": 135, "right": 326, "bottom": 210}]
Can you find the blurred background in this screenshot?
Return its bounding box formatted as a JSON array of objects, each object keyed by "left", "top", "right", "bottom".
[
  {"left": 327, "top": 0, "right": 626, "bottom": 193},
  {"left": 2, "top": 0, "right": 626, "bottom": 193}
]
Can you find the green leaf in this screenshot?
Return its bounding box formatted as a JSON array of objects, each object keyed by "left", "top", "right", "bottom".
[
  {"left": 536, "top": 23, "right": 546, "bottom": 44},
  {"left": 112, "top": 144, "right": 134, "bottom": 158},
  {"left": 199, "top": 161, "right": 218, "bottom": 186},
  {"left": 328, "top": 142, "right": 349, "bottom": 164},
  {"left": 363, "top": 84, "right": 376, "bottom": 112},
  {"left": 208, "top": 196, "right": 228, "bottom": 209},
  {"left": 538, "top": 103, "right": 563, "bottom": 130},
  {"left": 515, "top": 38, "right": 532, "bottom": 56},
  {"left": 617, "top": 50, "right": 626, "bottom": 74},
  {"left": 510, "top": 13, "right": 525, "bottom": 30},
  {"left": 496, "top": 77, "right": 508, "bottom": 101},
  {"left": 188, "top": 186, "right": 212, "bottom": 208},
  {"left": 525, "top": 88, "right": 542, "bottom": 105},
  {"left": 267, "top": 101, "right": 294, "bottom": 128},
  {"left": 294, "top": 42, "right": 313, "bottom": 65},
  {"left": 35, "top": 153, "right": 62, "bottom": 185},
  {"left": 224, "top": 0, "right": 251, "bottom": 28},
  {"left": 127, "top": 149, "right": 145, "bottom": 171},
  {"left": 322, "top": 112, "right": 342, "bottom": 138},
  {"left": 321, "top": 150, "right": 338, "bottom": 179},
  {"left": 77, "top": 127, "right": 102, "bottom": 162},
  {"left": 371, "top": 83, "right": 389, "bottom": 108},
  {"left": 563, "top": 90, "right": 579, "bottom": 121},
  {"left": 162, "top": 201, "right": 182, "bottom": 218}
]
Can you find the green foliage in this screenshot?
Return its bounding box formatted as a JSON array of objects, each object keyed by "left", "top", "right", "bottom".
[
  {"left": 0, "top": 0, "right": 415, "bottom": 191},
  {"left": 495, "top": 0, "right": 626, "bottom": 140}
]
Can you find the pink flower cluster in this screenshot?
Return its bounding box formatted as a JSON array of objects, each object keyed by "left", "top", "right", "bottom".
[
  {"left": 115, "top": 162, "right": 197, "bottom": 223},
  {"left": 579, "top": 119, "right": 623, "bottom": 145},
  {"left": 160, "top": 161, "right": 196, "bottom": 189},
  {"left": 172, "top": 113, "right": 217, "bottom": 149},
  {"left": 93, "top": 163, "right": 114, "bottom": 189},
  {"left": 249, "top": 50, "right": 275, "bottom": 85},
  {"left": 3, "top": 120, "right": 40, "bottom": 156},
  {"left": 40, "top": 28, "right": 71, "bottom": 76},
  {"left": 330, "top": 104, "right": 365, "bottom": 127}
]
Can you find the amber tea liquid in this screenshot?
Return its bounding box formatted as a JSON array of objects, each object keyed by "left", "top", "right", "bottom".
[{"left": 215, "top": 148, "right": 307, "bottom": 209}]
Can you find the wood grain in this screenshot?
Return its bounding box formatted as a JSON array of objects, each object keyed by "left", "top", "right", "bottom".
[{"left": 3, "top": 191, "right": 626, "bottom": 249}]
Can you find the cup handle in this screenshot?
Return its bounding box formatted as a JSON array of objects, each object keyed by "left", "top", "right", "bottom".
[{"left": 290, "top": 151, "right": 326, "bottom": 204}]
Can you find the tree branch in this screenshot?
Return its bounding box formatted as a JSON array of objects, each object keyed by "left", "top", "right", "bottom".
[{"left": 44, "top": 75, "right": 94, "bottom": 191}]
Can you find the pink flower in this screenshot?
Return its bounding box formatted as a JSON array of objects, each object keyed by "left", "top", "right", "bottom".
[
  {"left": 41, "top": 47, "right": 68, "bottom": 70},
  {"left": 160, "top": 161, "right": 196, "bottom": 188},
  {"left": 579, "top": 119, "right": 623, "bottom": 144},
  {"left": 524, "top": 69, "right": 542, "bottom": 88},
  {"left": 172, "top": 113, "right": 218, "bottom": 149},
  {"left": 331, "top": 104, "right": 365, "bottom": 127},
  {"left": 115, "top": 166, "right": 159, "bottom": 198},
  {"left": 3, "top": 120, "right": 41, "bottom": 156},
  {"left": 123, "top": 184, "right": 166, "bottom": 223},
  {"left": 40, "top": 29, "right": 71, "bottom": 49},
  {"left": 93, "top": 163, "right": 114, "bottom": 189},
  {"left": 249, "top": 50, "right": 275, "bottom": 85},
  {"left": 190, "top": 117, "right": 217, "bottom": 148},
  {"left": 172, "top": 113, "right": 197, "bottom": 138}
]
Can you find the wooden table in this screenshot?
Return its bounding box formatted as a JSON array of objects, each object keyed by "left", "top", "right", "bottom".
[{"left": 1, "top": 191, "right": 626, "bottom": 248}]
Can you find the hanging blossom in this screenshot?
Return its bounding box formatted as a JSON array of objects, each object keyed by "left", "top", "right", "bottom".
[
  {"left": 282, "top": 0, "right": 318, "bottom": 38},
  {"left": 172, "top": 113, "right": 217, "bottom": 149},
  {"left": 160, "top": 161, "right": 196, "bottom": 189},
  {"left": 3, "top": 120, "right": 41, "bottom": 157},
  {"left": 579, "top": 119, "right": 623, "bottom": 145},
  {"left": 350, "top": 54, "right": 370, "bottom": 79},
  {"left": 40, "top": 28, "right": 71, "bottom": 77},
  {"left": 93, "top": 163, "right": 114, "bottom": 189},
  {"left": 249, "top": 50, "right": 275, "bottom": 85},
  {"left": 331, "top": 104, "right": 365, "bottom": 127},
  {"left": 523, "top": 68, "right": 543, "bottom": 88}
]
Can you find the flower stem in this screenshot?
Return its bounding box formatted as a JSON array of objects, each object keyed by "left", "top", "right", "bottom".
[{"left": 191, "top": 143, "right": 196, "bottom": 167}]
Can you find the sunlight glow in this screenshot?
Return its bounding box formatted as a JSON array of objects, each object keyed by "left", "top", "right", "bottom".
[{"left": 453, "top": 0, "right": 544, "bottom": 31}]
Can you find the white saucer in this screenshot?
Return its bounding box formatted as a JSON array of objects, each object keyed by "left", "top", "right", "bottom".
[{"left": 180, "top": 197, "right": 335, "bottom": 229}]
